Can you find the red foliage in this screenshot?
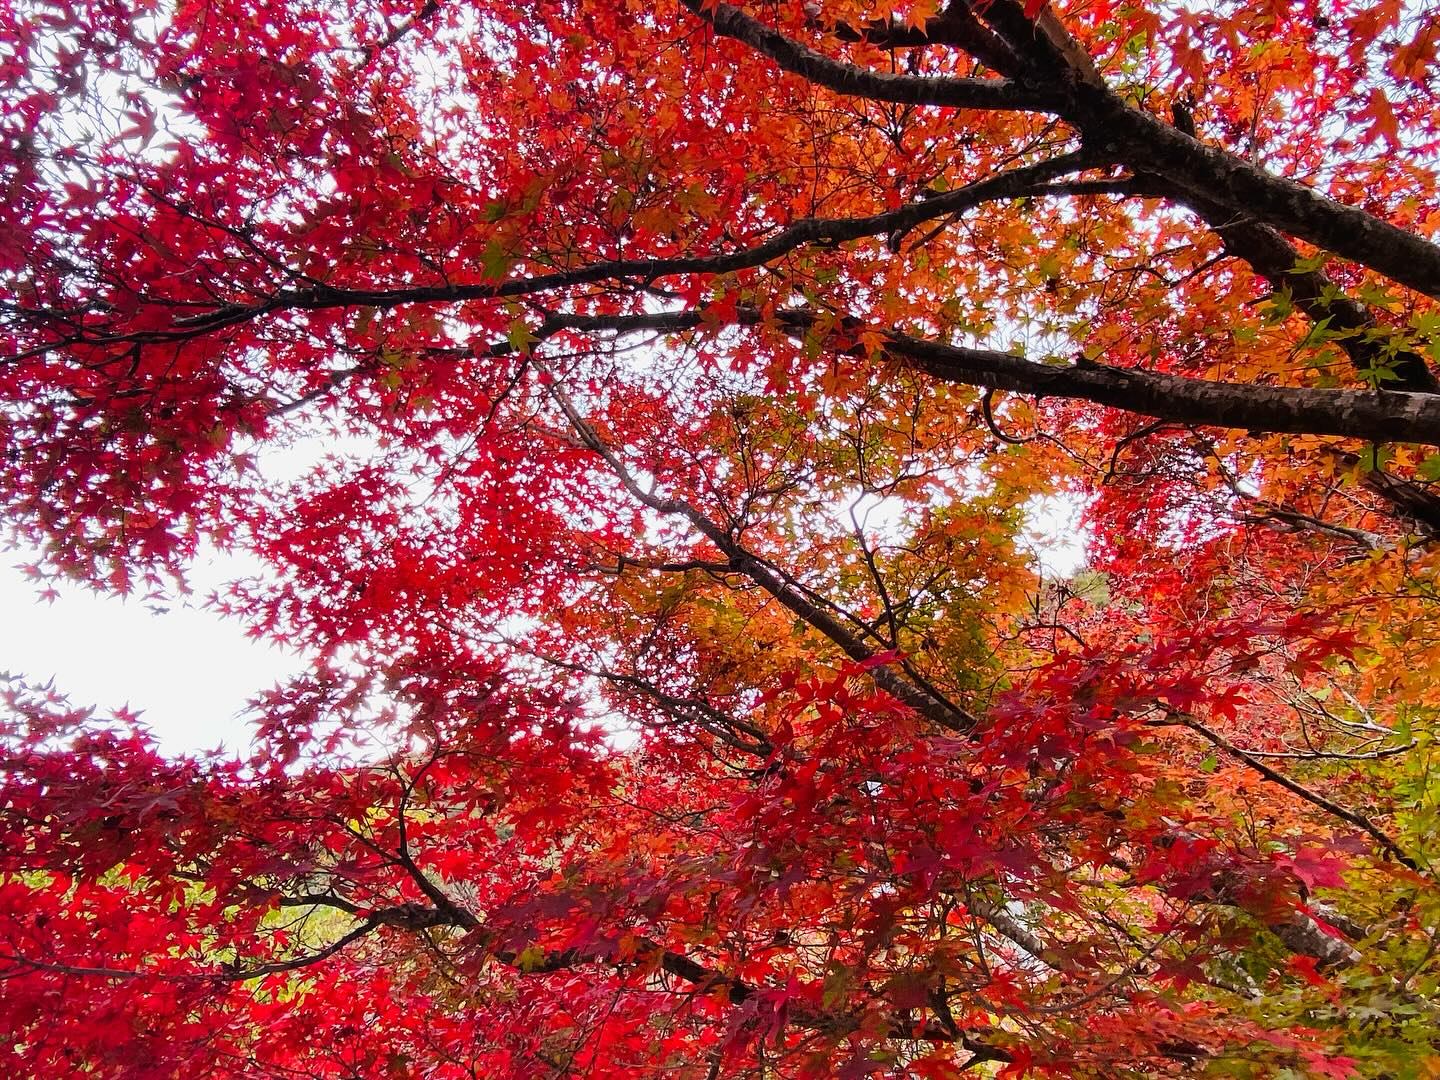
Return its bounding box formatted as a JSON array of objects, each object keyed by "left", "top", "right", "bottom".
[{"left": 4, "top": 0, "right": 1439, "bottom": 1074}]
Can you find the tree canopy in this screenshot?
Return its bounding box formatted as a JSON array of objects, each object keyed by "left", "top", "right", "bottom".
[{"left": 5, "top": 0, "right": 1440, "bottom": 1075}]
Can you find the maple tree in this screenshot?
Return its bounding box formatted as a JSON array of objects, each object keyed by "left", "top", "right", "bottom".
[{"left": 5, "top": 0, "right": 1440, "bottom": 1074}]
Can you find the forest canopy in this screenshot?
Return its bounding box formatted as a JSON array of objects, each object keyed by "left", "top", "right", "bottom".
[{"left": 4, "top": 0, "right": 1440, "bottom": 1075}]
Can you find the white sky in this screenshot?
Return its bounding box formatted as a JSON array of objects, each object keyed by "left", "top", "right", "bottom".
[{"left": 0, "top": 548, "right": 298, "bottom": 756}]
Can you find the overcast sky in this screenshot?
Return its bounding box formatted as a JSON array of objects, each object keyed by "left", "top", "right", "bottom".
[{"left": 0, "top": 548, "right": 298, "bottom": 757}]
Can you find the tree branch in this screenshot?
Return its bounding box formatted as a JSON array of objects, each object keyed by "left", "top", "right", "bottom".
[
  {"left": 520, "top": 305, "right": 1440, "bottom": 447},
  {"left": 532, "top": 358, "right": 979, "bottom": 732},
  {"left": 681, "top": 0, "right": 1060, "bottom": 113},
  {"left": 1070, "top": 86, "right": 1440, "bottom": 302},
  {"left": 22, "top": 154, "right": 1101, "bottom": 359},
  {"left": 0, "top": 916, "right": 382, "bottom": 983},
  {"left": 952, "top": 0, "right": 1440, "bottom": 303},
  {"left": 821, "top": 9, "right": 1023, "bottom": 74},
  {"left": 870, "top": 322, "right": 1440, "bottom": 446},
  {"left": 1163, "top": 713, "right": 1425, "bottom": 875},
  {"left": 1159, "top": 184, "right": 1440, "bottom": 393}
]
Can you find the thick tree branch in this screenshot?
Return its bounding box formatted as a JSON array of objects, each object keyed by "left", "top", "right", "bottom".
[
  {"left": 1331, "top": 449, "right": 1440, "bottom": 536},
  {"left": 14, "top": 155, "right": 1104, "bottom": 360},
  {"left": 963, "top": 0, "right": 1440, "bottom": 303},
  {"left": 1161, "top": 186, "right": 1440, "bottom": 393},
  {"left": 899, "top": 334, "right": 1440, "bottom": 445},
  {"left": 682, "top": 0, "right": 1440, "bottom": 305},
  {"left": 1241, "top": 507, "right": 1389, "bottom": 552},
  {"left": 822, "top": 9, "right": 1023, "bottom": 74},
  {"left": 523, "top": 305, "right": 1440, "bottom": 446},
  {"left": 681, "top": 0, "right": 1061, "bottom": 113},
  {"left": 1069, "top": 87, "right": 1440, "bottom": 302},
  {"left": 957, "top": 0, "right": 1103, "bottom": 87}
]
